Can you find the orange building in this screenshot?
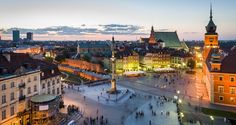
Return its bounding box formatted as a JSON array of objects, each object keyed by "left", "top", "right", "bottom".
[
  {"left": 62, "top": 59, "right": 104, "bottom": 73},
  {"left": 203, "top": 5, "right": 236, "bottom": 106}
]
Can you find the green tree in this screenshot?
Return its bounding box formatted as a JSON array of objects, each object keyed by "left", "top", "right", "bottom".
[
  {"left": 83, "top": 53, "right": 92, "bottom": 62},
  {"left": 55, "top": 55, "right": 66, "bottom": 63}
]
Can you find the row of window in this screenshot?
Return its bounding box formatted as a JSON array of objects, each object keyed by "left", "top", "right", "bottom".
[
  {"left": 218, "top": 76, "right": 235, "bottom": 82},
  {"left": 218, "top": 86, "right": 236, "bottom": 94},
  {"left": 42, "top": 79, "right": 60, "bottom": 89},
  {"left": 218, "top": 96, "right": 235, "bottom": 103},
  {"left": 1, "top": 106, "right": 14, "bottom": 120},
  {"left": 1, "top": 76, "right": 38, "bottom": 90},
  {"left": 2, "top": 92, "right": 15, "bottom": 104}
]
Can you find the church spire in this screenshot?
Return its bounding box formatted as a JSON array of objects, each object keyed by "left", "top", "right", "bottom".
[
  {"left": 210, "top": 3, "right": 213, "bottom": 20},
  {"left": 205, "top": 3, "right": 217, "bottom": 35}
]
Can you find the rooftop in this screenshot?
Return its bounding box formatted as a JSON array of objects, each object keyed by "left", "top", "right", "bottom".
[{"left": 31, "top": 94, "right": 57, "bottom": 103}]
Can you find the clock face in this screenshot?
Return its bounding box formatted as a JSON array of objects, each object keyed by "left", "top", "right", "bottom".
[{"left": 209, "top": 38, "right": 214, "bottom": 42}]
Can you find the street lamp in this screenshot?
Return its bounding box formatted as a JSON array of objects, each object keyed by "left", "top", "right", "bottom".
[
  {"left": 178, "top": 99, "right": 182, "bottom": 104},
  {"left": 210, "top": 116, "right": 214, "bottom": 125}
]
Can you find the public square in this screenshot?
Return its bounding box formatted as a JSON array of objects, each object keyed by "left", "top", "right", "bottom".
[{"left": 61, "top": 69, "right": 234, "bottom": 125}]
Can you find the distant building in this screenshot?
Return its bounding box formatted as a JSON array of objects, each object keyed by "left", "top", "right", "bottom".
[
  {"left": 14, "top": 45, "right": 42, "bottom": 55},
  {"left": 26, "top": 32, "right": 33, "bottom": 41},
  {"left": 0, "top": 53, "right": 62, "bottom": 125},
  {"left": 203, "top": 5, "right": 236, "bottom": 106},
  {"left": 77, "top": 41, "right": 111, "bottom": 56},
  {"left": 140, "top": 26, "right": 184, "bottom": 49},
  {"left": 13, "top": 30, "right": 20, "bottom": 42}
]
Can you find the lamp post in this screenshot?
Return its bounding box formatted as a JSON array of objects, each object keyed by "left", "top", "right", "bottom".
[{"left": 210, "top": 116, "right": 214, "bottom": 125}]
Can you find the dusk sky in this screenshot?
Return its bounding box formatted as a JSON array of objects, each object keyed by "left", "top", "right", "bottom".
[{"left": 0, "top": 0, "right": 236, "bottom": 41}]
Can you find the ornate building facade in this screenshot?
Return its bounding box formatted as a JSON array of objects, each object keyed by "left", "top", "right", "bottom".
[{"left": 203, "top": 6, "right": 236, "bottom": 106}]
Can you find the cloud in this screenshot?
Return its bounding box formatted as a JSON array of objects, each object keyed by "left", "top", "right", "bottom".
[{"left": 2, "top": 24, "right": 146, "bottom": 36}]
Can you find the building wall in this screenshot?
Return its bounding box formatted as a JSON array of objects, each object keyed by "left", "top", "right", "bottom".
[
  {"left": 40, "top": 75, "right": 61, "bottom": 95},
  {"left": 0, "top": 71, "right": 40, "bottom": 125},
  {"left": 62, "top": 59, "right": 104, "bottom": 73},
  {"left": 212, "top": 73, "right": 236, "bottom": 105}
]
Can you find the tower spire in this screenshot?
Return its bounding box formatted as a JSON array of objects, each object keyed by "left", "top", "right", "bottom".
[{"left": 210, "top": 3, "right": 213, "bottom": 19}]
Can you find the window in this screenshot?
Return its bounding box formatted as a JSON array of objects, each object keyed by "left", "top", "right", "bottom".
[
  {"left": 10, "top": 82, "right": 15, "bottom": 88},
  {"left": 47, "top": 88, "right": 50, "bottom": 94},
  {"left": 57, "top": 88, "right": 60, "bottom": 95},
  {"left": 57, "top": 78, "right": 60, "bottom": 84},
  {"left": 230, "top": 87, "right": 236, "bottom": 94},
  {"left": 28, "top": 77, "right": 31, "bottom": 83},
  {"left": 230, "top": 77, "right": 235, "bottom": 82},
  {"left": 2, "top": 110, "right": 6, "bottom": 120},
  {"left": 34, "top": 76, "right": 37, "bottom": 81},
  {"left": 218, "top": 86, "right": 224, "bottom": 93},
  {"left": 47, "top": 82, "right": 50, "bottom": 87},
  {"left": 10, "top": 92, "right": 14, "bottom": 101},
  {"left": 219, "top": 76, "right": 223, "bottom": 81},
  {"left": 34, "top": 85, "right": 37, "bottom": 92},
  {"left": 52, "top": 89, "right": 55, "bottom": 94},
  {"left": 27, "top": 87, "right": 31, "bottom": 94},
  {"left": 42, "top": 83, "right": 45, "bottom": 89},
  {"left": 230, "top": 97, "right": 235, "bottom": 102},
  {"left": 219, "top": 96, "right": 224, "bottom": 101},
  {"left": 2, "top": 84, "right": 6, "bottom": 90},
  {"left": 10, "top": 106, "right": 14, "bottom": 116},
  {"left": 51, "top": 70, "right": 54, "bottom": 74},
  {"left": 2, "top": 95, "right": 6, "bottom": 104},
  {"left": 41, "top": 72, "right": 44, "bottom": 77},
  {"left": 52, "top": 80, "right": 55, "bottom": 85}
]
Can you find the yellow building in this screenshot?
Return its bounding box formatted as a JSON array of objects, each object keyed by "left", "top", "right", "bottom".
[
  {"left": 203, "top": 6, "right": 236, "bottom": 106},
  {"left": 115, "top": 51, "right": 140, "bottom": 74}
]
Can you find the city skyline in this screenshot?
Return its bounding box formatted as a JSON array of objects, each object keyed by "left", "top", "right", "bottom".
[{"left": 0, "top": 0, "right": 236, "bottom": 41}]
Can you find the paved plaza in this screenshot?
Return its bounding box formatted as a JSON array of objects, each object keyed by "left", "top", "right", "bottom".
[
  {"left": 125, "top": 97, "right": 179, "bottom": 125},
  {"left": 61, "top": 69, "right": 235, "bottom": 125}
]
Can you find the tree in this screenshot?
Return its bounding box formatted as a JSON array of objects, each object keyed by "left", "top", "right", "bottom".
[
  {"left": 83, "top": 53, "right": 92, "bottom": 62},
  {"left": 187, "top": 59, "right": 195, "bottom": 70},
  {"left": 55, "top": 55, "right": 66, "bottom": 63}
]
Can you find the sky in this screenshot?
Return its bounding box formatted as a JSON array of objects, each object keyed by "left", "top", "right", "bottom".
[{"left": 0, "top": 0, "right": 236, "bottom": 41}]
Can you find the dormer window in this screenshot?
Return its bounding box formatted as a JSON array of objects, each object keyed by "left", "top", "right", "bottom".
[{"left": 41, "top": 72, "right": 44, "bottom": 77}]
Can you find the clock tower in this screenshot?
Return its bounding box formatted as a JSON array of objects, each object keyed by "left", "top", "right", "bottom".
[{"left": 203, "top": 4, "right": 219, "bottom": 61}]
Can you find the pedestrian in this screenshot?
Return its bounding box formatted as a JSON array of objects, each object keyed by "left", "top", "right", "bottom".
[{"left": 149, "top": 120, "right": 152, "bottom": 125}]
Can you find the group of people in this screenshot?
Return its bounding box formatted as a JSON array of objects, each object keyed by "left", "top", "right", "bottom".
[{"left": 83, "top": 115, "right": 108, "bottom": 125}]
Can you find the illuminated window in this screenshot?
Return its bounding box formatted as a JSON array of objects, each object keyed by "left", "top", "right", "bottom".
[
  {"left": 230, "top": 97, "right": 235, "bottom": 102},
  {"left": 218, "top": 86, "right": 224, "bottom": 93},
  {"left": 219, "top": 96, "right": 224, "bottom": 101},
  {"left": 230, "top": 87, "right": 236, "bottom": 94}
]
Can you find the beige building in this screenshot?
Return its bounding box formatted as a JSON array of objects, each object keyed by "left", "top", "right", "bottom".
[{"left": 0, "top": 53, "right": 61, "bottom": 125}]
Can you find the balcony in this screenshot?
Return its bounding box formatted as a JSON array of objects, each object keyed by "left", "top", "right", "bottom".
[
  {"left": 18, "top": 83, "right": 25, "bottom": 88},
  {"left": 19, "top": 95, "right": 26, "bottom": 101}
]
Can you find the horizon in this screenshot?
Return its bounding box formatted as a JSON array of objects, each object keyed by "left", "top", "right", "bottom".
[{"left": 0, "top": 0, "right": 236, "bottom": 41}]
